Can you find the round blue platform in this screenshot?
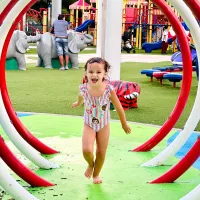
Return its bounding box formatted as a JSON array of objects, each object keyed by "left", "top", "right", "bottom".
[
  {"left": 141, "top": 69, "right": 160, "bottom": 77},
  {"left": 163, "top": 73, "right": 182, "bottom": 82}
]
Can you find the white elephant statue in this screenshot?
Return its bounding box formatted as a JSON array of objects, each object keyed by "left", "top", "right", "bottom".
[
  {"left": 36, "top": 31, "right": 93, "bottom": 69},
  {"left": 7, "top": 30, "right": 40, "bottom": 70}
]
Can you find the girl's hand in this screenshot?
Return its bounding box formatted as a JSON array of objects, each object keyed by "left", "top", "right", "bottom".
[
  {"left": 72, "top": 102, "right": 79, "bottom": 108},
  {"left": 122, "top": 123, "right": 131, "bottom": 134}
]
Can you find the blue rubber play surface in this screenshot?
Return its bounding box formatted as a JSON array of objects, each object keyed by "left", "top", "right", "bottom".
[
  {"left": 167, "top": 131, "right": 200, "bottom": 170},
  {"left": 17, "top": 112, "right": 33, "bottom": 117}
]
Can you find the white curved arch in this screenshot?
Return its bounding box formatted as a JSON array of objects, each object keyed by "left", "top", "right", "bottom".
[
  {"left": 0, "top": 159, "right": 38, "bottom": 200},
  {"left": 0, "top": 1, "right": 59, "bottom": 169},
  {"left": 141, "top": 0, "right": 200, "bottom": 167},
  {"left": 180, "top": 184, "right": 200, "bottom": 200},
  {"left": 0, "top": 0, "right": 10, "bottom": 13}
]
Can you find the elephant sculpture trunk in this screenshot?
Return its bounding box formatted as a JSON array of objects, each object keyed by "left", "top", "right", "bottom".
[{"left": 27, "top": 35, "right": 41, "bottom": 43}]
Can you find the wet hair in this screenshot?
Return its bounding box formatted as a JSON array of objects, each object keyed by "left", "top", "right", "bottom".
[
  {"left": 58, "top": 14, "right": 65, "bottom": 20},
  {"left": 84, "top": 57, "right": 111, "bottom": 73},
  {"left": 84, "top": 57, "right": 111, "bottom": 82}
]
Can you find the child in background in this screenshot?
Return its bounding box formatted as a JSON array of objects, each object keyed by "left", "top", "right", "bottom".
[
  {"left": 124, "top": 39, "right": 133, "bottom": 53},
  {"left": 72, "top": 57, "right": 131, "bottom": 184},
  {"left": 161, "top": 25, "right": 169, "bottom": 54}
]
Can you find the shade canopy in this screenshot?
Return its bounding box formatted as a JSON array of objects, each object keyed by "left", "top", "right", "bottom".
[
  {"left": 127, "top": 0, "right": 148, "bottom": 5},
  {"left": 69, "top": 0, "right": 92, "bottom": 10}
]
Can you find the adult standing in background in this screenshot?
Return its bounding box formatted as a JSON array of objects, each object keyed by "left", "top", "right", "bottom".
[
  {"left": 50, "top": 14, "right": 69, "bottom": 70},
  {"left": 161, "top": 25, "right": 169, "bottom": 54}
]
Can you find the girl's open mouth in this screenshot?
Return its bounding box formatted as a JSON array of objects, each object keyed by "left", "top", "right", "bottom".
[{"left": 92, "top": 78, "right": 98, "bottom": 83}]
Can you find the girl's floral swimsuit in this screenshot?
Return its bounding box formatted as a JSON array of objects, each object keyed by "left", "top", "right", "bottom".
[{"left": 80, "top": 83, "right": 114, "bottom": 132}]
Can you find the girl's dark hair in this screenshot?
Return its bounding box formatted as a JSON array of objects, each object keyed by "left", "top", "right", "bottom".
[
  {"left": 83, "top": 57, "right": 111, "bottom": 83},
  {"left": 84, "top": 57, "right": 111, "bottom": 72}
]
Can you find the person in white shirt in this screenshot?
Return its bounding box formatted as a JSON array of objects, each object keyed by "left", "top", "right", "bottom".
[{"left": 161, "top": 25, "right": 169, "bottom": 54}]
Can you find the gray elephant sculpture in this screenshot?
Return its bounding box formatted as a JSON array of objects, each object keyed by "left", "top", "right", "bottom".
[
  {"left": 36, "top": 31, "right": 93, "bottom": 69},
  {"left": 7, "top": 30, "right": 40, "bottom": 70},
  {"left": 6, "top": 30, "right": 30, "bottom": 70}
]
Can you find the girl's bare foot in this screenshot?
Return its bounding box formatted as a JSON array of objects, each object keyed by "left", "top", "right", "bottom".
[
  {"left": 84, "top": 165, "right": 93, "bottom": 179},
  {"left": 93, "top": 176, "right": 102, "bottom": 184}
]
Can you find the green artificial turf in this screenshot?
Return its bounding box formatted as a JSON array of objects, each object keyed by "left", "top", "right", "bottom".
[
  {"left": 6, "top": 61, "right": 200, "bottom": 130},
  {"left": 26, "top": 49, "right": 38, "bottom": 54},
  {"left": 1, "top": 114, "right": 200, "bottom": 200},
  {"left": 26, "top": 47, "right": 97, "bottom": 55},
  {"left": 26, "top": 45, "right": 175, "bottom": 55}
]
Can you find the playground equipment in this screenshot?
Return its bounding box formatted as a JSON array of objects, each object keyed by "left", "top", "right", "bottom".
[
  {"left": 69, "top": 0, "right": 97, "bottom": 45},
  {"left": 36, "top": 31, "right": 93, "bottom": 69},
  {"left": 6, "top": 30, "right": 29, "bottom": 70},
  {"left": 141, "top": 64, "right": 196, "bottom": 87},
  {"left": 123, "top": 0, "right": 175, "bottom": 49},
  {"left": 142, "top": 28, "right": 176, "bottom": 53},
  {"left": 69, "top": 0, "right": 96, "bottom": 27},
  {"left": 172, "top": 44, "right": 197, "bottom": 66},
  {"left": 141, "top": 69, "right": 160, "bottom": 82},
  {"left": 0, "top": 1, "right": 59, "bottom": 199},
  {"left": 75, "top": 19, "right": 95, "bottom": 32},
  {"left": 110, "top": 80, "right": 140, "bottom": 110},
  {"left": 82, "top": 77, "right": 141, "bottom": 110},
  {"left": 140, "top": 0, "right": 200, "bottom": 161},
  {"left": 6, "top": 30, "right": 41, "bottom": 70},
  {"left": 1, "top": 0, "right": 200, "bottom": 199},
  {"left": 25, "top": 8, "right": 47, "bottom": 34},
  {"left": 133, "top": 0, "right": 200, "bottom": 199},
  {"left": 141, "top": 64, "right": 197, "bottom": 87},
  {"left": 133, "top": 0, "right": 193, "bottom": 151},
  {"left": 5, "top": 31, "right": 43, "bottom": 70},
  {"left": 163, "top": 73, "right": 183, "bottom": 87}
]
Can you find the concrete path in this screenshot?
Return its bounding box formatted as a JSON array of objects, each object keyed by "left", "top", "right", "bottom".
[
  {"left": 78, "top": 53, "right": 171, "bottom": 63},
  {"left": 25, "top": 53, "right": 171, "bottom": 64}
]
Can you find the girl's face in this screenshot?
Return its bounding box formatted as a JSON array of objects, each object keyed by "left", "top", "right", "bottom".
[{"left": 86, "top": 62, "right": 106, "bottom": 86}]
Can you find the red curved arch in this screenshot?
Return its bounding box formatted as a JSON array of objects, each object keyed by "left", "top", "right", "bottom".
[
  {"left": 151, "top": 137, "right": 200, "bottom": 183},
  {"left": 0, "top": 0, "right": 18, "bottom": 26},
  {"left": 0, "top": 135, "right": 54, "bottom": 187},
  {"left": 132, "top": 0, "right": 192, "bottom": 152},
  {"left": 184, "top": 0, "right": 200, "bottom": 21},
  {"left": 149, "top": 0, "right": 200, "bottom": 184},
  {"left": 151, "top": 0, "right": 200, "bottom": 183},
  {"left": 0, "top": 0, "right": 59, "bottom": 155}
]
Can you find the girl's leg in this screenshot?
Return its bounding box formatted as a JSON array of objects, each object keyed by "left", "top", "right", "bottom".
[
  {"left": 82, "top": 124, "right": 96, "bottom": 179},
  {"left": 93, "top": 124, "right": 110, "bottom": 184}
]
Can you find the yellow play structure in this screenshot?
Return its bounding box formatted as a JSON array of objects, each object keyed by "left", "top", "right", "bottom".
[
  {"left": 22, "top": 0, "right": 182, "bottom": 49},
  {"left": 67, "top": 0, "right": 181, "bottom": 49}
]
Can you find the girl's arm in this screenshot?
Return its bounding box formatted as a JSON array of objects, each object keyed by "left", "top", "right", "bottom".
[
  {"left": 72, "top": 94, "right": 84, "bottom": 108},
  {"left": 110, "top": 90, "right": 131, "bottom": 134}
]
